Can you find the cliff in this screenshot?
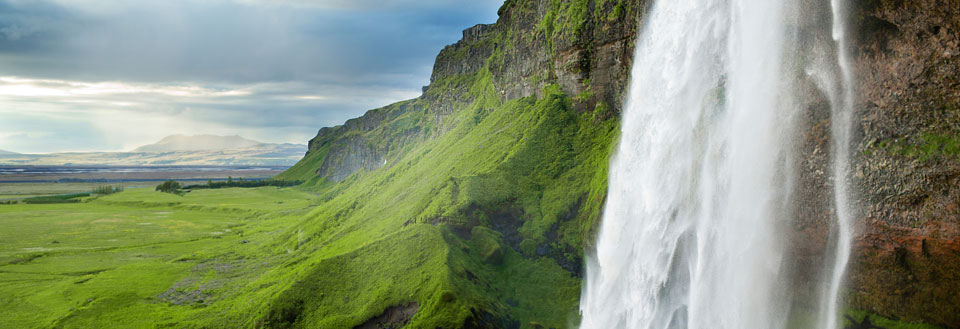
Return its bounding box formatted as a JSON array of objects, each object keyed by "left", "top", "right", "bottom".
[
  {"left": 279, "top": 0, "right": 650, "bottom": 184},
  {"left": 786, "top": 0, "right": 960, "bottom": 327},
  {"left": 275, "top": 0, "right": 959, "bottom": 327},
  {"left": 848, "top": 0, "right": 959, "bottom": 325}
]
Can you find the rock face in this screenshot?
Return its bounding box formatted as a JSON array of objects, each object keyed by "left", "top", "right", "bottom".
[
  {"left": 790, "top": 0, "right": 960, "bottom": 327},
  {"left": 428, "top": 0, "right": 650, "bottom": 114},
  {"left": 847, "top": 0, "right": 960, "bottom": 326},
  {"left": 302, "top": 100, "right": 428, "bottom": 182},
  {"left": 290, "top": 0, "right": 959, "bottom": 325}
]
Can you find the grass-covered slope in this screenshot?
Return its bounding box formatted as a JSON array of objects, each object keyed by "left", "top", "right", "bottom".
[
  {"left": 259, "top": 1, "right": 635, "bottom": 326},
  {"left": 264, "top": 67, "right": 618, "bottom": 327}
]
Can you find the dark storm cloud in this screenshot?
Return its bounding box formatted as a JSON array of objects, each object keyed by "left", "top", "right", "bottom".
[{"left": 0, "top": 0, "right": 502, "bottom": 153}]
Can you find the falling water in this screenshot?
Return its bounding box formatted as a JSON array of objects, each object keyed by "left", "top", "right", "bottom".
[
  {"left": 580, "top": 0, "right": 858, "bottom": 327},
  {"left": 818, "top": 0, "right": 856, "bottom": 328},
  {"left": 579, "top": 0, "right": 798, "bottom": 327}
]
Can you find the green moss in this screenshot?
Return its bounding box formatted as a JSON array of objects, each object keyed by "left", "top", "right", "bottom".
[
  {"left": 574, "top": 87, "right": 594, "bottom": 103},
  {"left": 595, "top": 0, "right": 627, "bottom": 22},
  {"left": 874, "top": 132, "right": 960, "bottom": 162},
  {"left": 538, "top": 0, "right": 592, "bottom": 50},
  {"left": 844, "top": 309, "right": 945, "bottom": 329}
]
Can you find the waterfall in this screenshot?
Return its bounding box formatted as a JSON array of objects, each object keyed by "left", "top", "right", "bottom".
[
  {"left": 818, "top": 0, "right": 856, "bottom": 328},
  {"left": 578, "top": 0, "right": 855, "bottom": 328}
]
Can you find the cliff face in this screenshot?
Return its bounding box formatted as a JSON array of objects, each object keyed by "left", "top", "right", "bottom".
[
  {"left": 430, "top": 0, "right": 650, "bottom": 114},
  {"left": 848, "top": 0, "right": 960, "bottom": 325},
  {"left": 790, "top": 0, "right": 960, "bottom": 327},
  {"left": 280, "top": 0, "right": 959, "bottom": 327}
]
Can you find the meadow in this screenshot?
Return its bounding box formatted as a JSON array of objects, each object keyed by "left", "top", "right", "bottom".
[
  {"left": 0, "top": 166, "right": 284, "bottom": 202},
  {"left": 0, "top": 186, "right": 317, "bottom": 328},
  {"left": 0, "top": 182, "right": 149, "bottom": 201}
]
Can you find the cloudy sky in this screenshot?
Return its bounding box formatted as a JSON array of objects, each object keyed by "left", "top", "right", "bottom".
[{"left": 0, "top": 0, "right": 502, "bottom": 153}]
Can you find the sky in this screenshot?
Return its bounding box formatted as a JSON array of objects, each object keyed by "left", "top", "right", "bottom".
[{"left": 0, "top": 0, "right": 502, "bottom": 153}]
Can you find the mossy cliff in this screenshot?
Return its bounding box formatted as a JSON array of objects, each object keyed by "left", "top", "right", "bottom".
[{"left": 277, "top": 0, "right": 959, "bottom": 328}]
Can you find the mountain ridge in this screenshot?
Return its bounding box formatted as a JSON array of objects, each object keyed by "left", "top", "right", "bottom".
[
  {"left": 133, "top": 134, "right": 271, "bottom": 153},
  {"left": 0, "top": 135, "right": 306, "bottom": 166}
]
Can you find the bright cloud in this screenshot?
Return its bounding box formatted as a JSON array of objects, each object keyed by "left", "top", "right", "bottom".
[{"left": 0, "top": 0, "right": 501, "bottom": 153}]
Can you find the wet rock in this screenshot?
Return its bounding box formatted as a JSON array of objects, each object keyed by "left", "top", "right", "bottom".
[{"left": 353, "top": 302, "right": 419, "bottom": 329}]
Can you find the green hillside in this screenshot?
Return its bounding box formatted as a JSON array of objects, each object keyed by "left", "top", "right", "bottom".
[
  {"left": 0, "top": 84, "right": 617, "bottom": 329},
  {"left": 265, "top": 71, "right": 618, "bottom": 327}
]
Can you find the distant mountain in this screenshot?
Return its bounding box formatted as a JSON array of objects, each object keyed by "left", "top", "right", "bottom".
[
  {"left": 0, "top": 135, "right": 307, "bottom": 166},
  {"left": 0, "top": 150, "right": 18, "bottom": 155},
  {"left": 133, "top": 134, "right": 263, "bottom": 152}
]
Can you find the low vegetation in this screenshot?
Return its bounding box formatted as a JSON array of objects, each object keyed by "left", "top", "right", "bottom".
[
  {"left": 183, "top": 179, "right": 302, "bottom": 190},
  {"left": 844, "top": 309, "right": 944, "bottom": 329},
  {"left": 92, "top": 185, "right": 124, "bottom": 195},
  {"left": 873, "top": 132, "right": 960, "bottom": 162},
  {"left": 155, "top": 180, "right": 182, "bottom": 194},
  {"left": 20, "top": 192, "right": 89, "bottom": 204}
]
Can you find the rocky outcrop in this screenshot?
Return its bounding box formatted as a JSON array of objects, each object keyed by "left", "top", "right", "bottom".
[
  {"left": 302, "top": 99, "right": 427, "bottom": 182},
  {"left": 427, "top": 0, "right": 650, "bottom": 115},
  {"left": 353, "top": 302, "right": 419, "bottom": 329}
]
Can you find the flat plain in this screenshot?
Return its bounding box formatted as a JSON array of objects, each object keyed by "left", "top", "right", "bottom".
[
  {"left": 0, "top": 187, "right": 317, "bottom": 328},
  {"left": 0, "top": 166, "right": 284, "bottom": 201}
]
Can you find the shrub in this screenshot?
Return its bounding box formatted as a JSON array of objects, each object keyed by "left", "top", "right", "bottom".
[
  {"left": 21, "top": 193, "right": 89, "bottom": 204},
  {"left": 93, "top": 185, "right": 123, "bottom": 195},
  {"left": 183, "top": 180, "right": 302, "bottom": 190},
  {"left": 156, "top": 180, "right": 182, "bottom": 194}
]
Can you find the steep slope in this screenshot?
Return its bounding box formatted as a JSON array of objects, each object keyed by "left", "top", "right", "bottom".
[
  {"left": 274, "top": 0, "right": 959, "bottom": 328},
  {"left": 267, "top": 1, "right": 647, "bottom": 327}
]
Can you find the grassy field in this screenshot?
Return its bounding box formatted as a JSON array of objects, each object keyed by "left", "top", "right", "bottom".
[
  {"left": 0, "top": 186, "right": 318, "bottom": 328},
  {"left": 0, "top": 182, "right": 150, "bottom": 201}
]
